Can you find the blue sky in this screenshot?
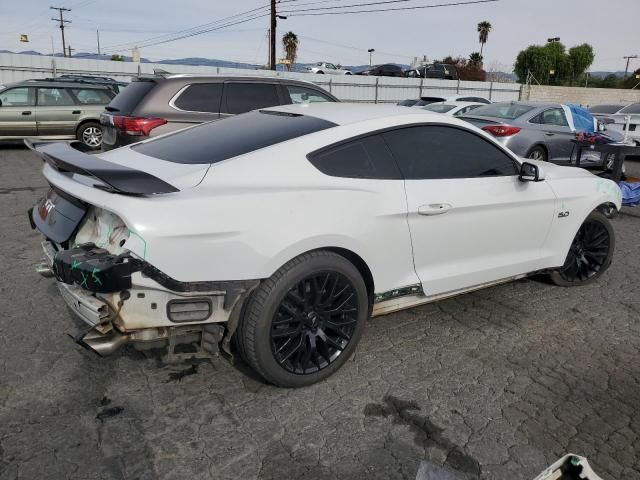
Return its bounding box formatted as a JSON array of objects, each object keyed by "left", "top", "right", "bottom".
[{"left": 1, "top": 0, "right": 638, "bottom": 72}]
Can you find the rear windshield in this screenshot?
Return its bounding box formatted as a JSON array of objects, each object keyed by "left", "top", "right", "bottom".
[
  {"left": 105, "top": 80, "right": 155, "bottom": 113},
  {"left": 588, "top": 104, "right": 625, "bottom": 114},
  {"left": 423, "top": 104, "right": 455, "bottom": 113},
  {"left": 619, "top": 103, "right": 640, "bottom": 114},
  {"left": 466, "top": 103, "right": 534, "bottom": 120},
  {"left": 132, "top": 110, "right": 337, "bottom": 164}
]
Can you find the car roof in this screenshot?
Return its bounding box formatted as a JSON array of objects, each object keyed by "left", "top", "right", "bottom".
[
  {"left": 3, "top": 79, "right": 111, "bottom": 89},
  {"left": 432, "top": 101, "right": 485, "bottom": 107},
  {"left": 263, "top": 102, "right": 450, "bottom": 126},
  {"left": 163, "top": 74, "right": 321, "bottom": 87},
  {"left": 488, "top": 100, "right": 559, "bottom": 108}
]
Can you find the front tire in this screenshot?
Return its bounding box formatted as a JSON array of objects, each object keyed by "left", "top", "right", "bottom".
[
  {"left": 77, "top": 122, "right": 103, "bottom": 150},
  {"left": 236, "top": 251, "right": 368, "bottom": 387},
  {"left": 549, "top": 210, "right": 615, "bottom": 286}
]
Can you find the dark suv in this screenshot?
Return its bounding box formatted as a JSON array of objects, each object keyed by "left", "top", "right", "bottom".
[
  {"left": 101, "top": 75, "right": 338, "bottom": 150},
  {"left": 404, "top": 64, "right": 458, "bottom": 80}
]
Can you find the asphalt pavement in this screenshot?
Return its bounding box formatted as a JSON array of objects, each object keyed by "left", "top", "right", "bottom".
[{"left": 1, "top": 144, "right": 639, "bottom": 480}]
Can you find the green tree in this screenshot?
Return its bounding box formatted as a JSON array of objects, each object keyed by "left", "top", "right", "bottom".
[
  {"left": 469, "top": 52, "right": 483, "bottom": 67},
  {"left": 477, "top": 21, "right": 492, "bottom": 57},
  {"left": 110, "top": 54, "right": 124, "bottom": 62},
  {"left": 282, "top": 31, "right": 299, "bottom": 72},
  {"left": 514, "top": 41, "right": 594, "bottom": 85}
]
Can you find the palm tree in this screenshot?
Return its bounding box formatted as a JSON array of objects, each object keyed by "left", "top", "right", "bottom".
[
  {"left": 282, "top": 31, "right": 299, "bottom": 72},
  {"left": 477, "top": 21, "right": 492, "bottom": 57},
  {"left": 469, "top": 52, "right": 483, "bottom": 67}
]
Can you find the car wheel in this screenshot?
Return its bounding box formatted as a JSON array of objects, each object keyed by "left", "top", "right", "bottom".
[
  {"left": 527, "top": 146, "right": 547, "bottom": 162},
  {"left": 549, "top": 210, "right": 615, "bottom": 287},
  {"left": 317, "top": 71, "right": 324, "bottom": 74},
  {"left": 236, "top": 250, "right": 368, "bottom": 387},
  {"left": 77, "top": 122, "right": 103, "bottom": 150},
  {"left": 345, "top": 72, "right": 352, "bottom": 75}
]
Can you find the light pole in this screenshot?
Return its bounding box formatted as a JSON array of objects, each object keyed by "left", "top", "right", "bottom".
[{"left": 368, "top": 48, "right": 375, "bottom": 66}]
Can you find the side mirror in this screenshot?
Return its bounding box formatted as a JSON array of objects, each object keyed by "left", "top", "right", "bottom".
[
  {"left": 519, "top": 161, "right": 544, "bottom": 182},
  {"left": 597, "top": 122, "right": 606, "bottom": 132}
]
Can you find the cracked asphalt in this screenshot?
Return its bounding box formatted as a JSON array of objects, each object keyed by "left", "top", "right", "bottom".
[{"left": 1, "top": 144, "right": 639, "bottom": 480}]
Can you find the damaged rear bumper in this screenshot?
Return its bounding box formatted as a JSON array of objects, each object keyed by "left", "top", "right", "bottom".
[{"left": 37, "top": 241, "right": 258, "bottom": 355}]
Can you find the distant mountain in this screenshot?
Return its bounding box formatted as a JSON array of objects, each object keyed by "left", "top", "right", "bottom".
[{"left": 589, "top": 71, "right": 626, "bottom": 79}]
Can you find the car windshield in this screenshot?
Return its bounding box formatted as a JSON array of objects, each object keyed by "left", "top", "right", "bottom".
[
  {"left": 414, "top": 97, "right": 446, "bottom": 106},
  {"left": 423, "top": 104, "right": 456, "bottom": 113},
  {"left": 588, "top": 104, "right": 626, "bottom": 114},
  {"left": 132, "top": 110, "right": 337, "bottom": 164},
  {"left": 619, "top": 103, "right": 640, "bottom": 114},
  {"left": 467, "top": 103, "right": 535, "bottom": 119}
]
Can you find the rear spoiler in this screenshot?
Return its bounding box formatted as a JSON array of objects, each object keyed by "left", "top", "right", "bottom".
[{"left": 25, "top": 140, "right": 179, "bottom": 195}]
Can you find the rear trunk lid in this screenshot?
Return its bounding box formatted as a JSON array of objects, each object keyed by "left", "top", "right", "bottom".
[{"left": 456, "top": 114, "right": 507, "bottom": 128}]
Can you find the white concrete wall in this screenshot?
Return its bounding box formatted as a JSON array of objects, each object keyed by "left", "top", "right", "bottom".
[
  {"left": 0, "top": 52, "right": 521, "bottom": 103},
  {"left": 524, "top": 85, "right": 640, "bottom": 106}
]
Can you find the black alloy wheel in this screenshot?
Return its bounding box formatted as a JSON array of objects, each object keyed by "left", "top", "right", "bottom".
[
  {"left": 550, "top": 210, "right": 615, "bottom": 286},
  {"left": 236, "top": 250, "right": 368, "bottom": 387},
  {"left": 271, "top": 271, "right": 359, "bottom": 375}
]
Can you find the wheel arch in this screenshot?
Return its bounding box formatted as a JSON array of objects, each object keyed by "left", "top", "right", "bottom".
[
  {"left": 75, "top": 118, "right": 101, "bottom": 136},
  {"left": 526, "top": 143, "right": 549, "bottom": 159}
]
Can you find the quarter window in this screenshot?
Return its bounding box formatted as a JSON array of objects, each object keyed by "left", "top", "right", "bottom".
[
  {"left": 0, "top": 87, "right": 35, "bottom": 106},
  {"left": 37, "top": 88, "right": 75, "bottom": 106},
  {"left": 286, "top": 85, "right": 333, "bottom": 104},
  {"left": 174, "top": 83, "right": 223, "bottom": 113},
  {"left": 225, "top": 82, "right": 280, "bottom": 114},
  {"left": 71, "top": 88, "right": 112, "bottom": 105},
  {"left": 537, "top": 108, "right": 569, "bottom": 127},
  {"left": 307, "top": 135, "right": 402, "bottom": 179},
  {"left": 382, "top": 125, "right": 518, "bottom": 179}
]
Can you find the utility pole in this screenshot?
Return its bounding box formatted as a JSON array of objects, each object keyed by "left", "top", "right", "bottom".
[
  {"left": 623, "top": 55, "right": 638, "bottom": 77},
  {"left": 50, "top": 6, "right": 71, "bottom": 57},
  {"left": 270, "top": 0, "right": 276, "bottom": 70},
  {"left": 96, "top": 29, "right": 101, "bottom": 55}
]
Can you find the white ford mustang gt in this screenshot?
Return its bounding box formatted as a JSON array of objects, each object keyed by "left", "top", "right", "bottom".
[{"left": 29, "top": 103, "right": 622, "bottom": 387}]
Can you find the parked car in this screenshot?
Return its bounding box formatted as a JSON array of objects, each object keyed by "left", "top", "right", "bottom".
[
  {"left": 404, "top": 63, "right": 458, "bottom": 80},
  {"left": 357, "top": 64, "right": 405, "bottom": 77},
  {"left": 588, "top": 103, "right": 628, "bottom": 121},
  {"left": 606, "top": 102, "right": 640, "bottom": 145},
  {"left": 0, "top": 79, "right": 115, "bottom": 149},
  {"left": 421, "top": 101, "right": 485, "bottom": 116},
  {"left": 101, "top": 74, "right": 338, "bottom": 150},
  {"left": 306, "top": 62, "right": 352, "bottom": 75},
  {"left": 399, "top": 95, "right": 491, "bottom": 108},
  {"left": 56, "top": 74, "right": 128, "bottom": 94},
  {"left": 458, "top": 101, "right": 619, "bottom": 166},
  {"left": 29, "top": 103, "right": 621, "bottom": 387}
]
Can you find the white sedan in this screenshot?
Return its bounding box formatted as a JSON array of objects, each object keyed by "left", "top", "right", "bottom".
[
  {"left": 307, "top": 62, "right": 352, "bottom": 75},
  {"left": 421, "top": 101, "right": 485, "bottom": 116},
  {"left": 29, "top": 103, "right": 621, "bottom": 387}
]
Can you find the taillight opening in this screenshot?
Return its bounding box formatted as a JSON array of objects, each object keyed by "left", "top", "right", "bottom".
[
  {"left": 112, "top": 116, "right": 168, "bottom": 136},
  {"left": 482, "top": 125, "right": 521, "bottom": 137}
]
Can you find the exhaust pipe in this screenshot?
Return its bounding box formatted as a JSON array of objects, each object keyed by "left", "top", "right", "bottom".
[
  {"left": 80, "top": 329, "right": 132, "bottom": 356},
  {"left": 36, "top": 262, "right": 54, "bottom": 278}
]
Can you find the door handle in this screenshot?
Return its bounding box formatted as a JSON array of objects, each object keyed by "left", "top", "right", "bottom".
[
  {"left": 418, "top": 203, "right": 452, "bottom": 216},
  {"left": 22, "top": 111, "right": 32, "bottom": 115},
  {"left": 545, "top": 132, "right": 555, "bottom": 136},
  {"left": 72, "top": 110, "right": 81, "bottom": 114}
]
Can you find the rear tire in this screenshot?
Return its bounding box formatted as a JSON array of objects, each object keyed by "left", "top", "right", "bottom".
[
  {"left": 527, "top": 145, "right": 548, "bottom": 162},
  {"left": 77, "top": 122, "right": 103, "bottom": 150},
  {"left": 236, "top": 251, "right": 368, "bottom": 387},
  {"left": 549, "top": 210, "right": 615, "bottom": 287}
]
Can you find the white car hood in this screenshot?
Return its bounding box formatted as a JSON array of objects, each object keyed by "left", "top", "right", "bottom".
[{"left": 97, "top": 146, "right": 209, "bottom": 190}]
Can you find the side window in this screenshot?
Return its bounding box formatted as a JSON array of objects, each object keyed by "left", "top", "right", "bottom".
[
  {"left": 37, "top": 88, "right": 75, "bottom": 106},
  {"left": 382, "top": 125, "right": 518, "bottom": 179},
  {"left": 174, "top": 83, "right": 223, "bottom": 113},
  {"left": 225, "top": 82, "right": 280, "bottom": 114},
  {"left": 539, "top": 108, "right": 569, "bottom": 127},
  {"left": 326, "top": 63, "right": 336, "bottom": 70},
  {"left": 307, "top": 134, "right": 402, "bottom": 179},
  {"left": 71, "top": 88, "right": 112, "bottom": 105},
  {"left": 0, "top": 87, "right": 35, "bottom": 106},
  {"left": 286, "top": 85, "right": 333, "bottom": 104}
]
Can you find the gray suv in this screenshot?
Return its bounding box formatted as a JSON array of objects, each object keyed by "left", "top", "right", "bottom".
[
  {"left": 100, "top": 74, "right": 338, "bottom": 150},
  {"left": 0, "top": 79, "right": 115, "bottom": 149}
]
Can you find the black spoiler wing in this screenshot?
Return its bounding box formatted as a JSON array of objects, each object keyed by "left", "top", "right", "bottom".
[{"left": 25, "top": 140, "right": 179, "bottom": 195}]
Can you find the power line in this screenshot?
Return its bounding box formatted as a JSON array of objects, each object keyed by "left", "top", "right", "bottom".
[
  {"left": 102, "top": 4, "right": 270, "bottom": 51},
  {"left": 281, "top": 0, "right": 499, "bottom": 16}
]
